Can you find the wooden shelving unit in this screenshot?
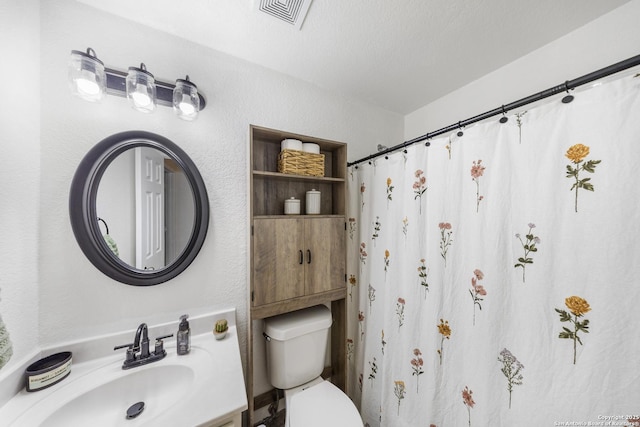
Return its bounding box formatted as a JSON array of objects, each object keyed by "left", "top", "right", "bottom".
[{"left": 248, "top": 125, "right": 347, "bottom": 426}]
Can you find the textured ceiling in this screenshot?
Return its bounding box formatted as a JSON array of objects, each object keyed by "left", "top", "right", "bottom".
[{"left": 77, "top": 0, "right": 630, "bottom": 115}]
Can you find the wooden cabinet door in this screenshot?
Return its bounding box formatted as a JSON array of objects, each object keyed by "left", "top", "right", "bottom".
[
  {"left": 304, "top": 218, "right": 345, "bottom": 295},
  {"left": 253, "top": 218, "right": 305, "bottom": 306}
]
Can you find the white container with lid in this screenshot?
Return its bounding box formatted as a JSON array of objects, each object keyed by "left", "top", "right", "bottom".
[
  {"left": 284, "top": 197, "right": 301, "bottom": 215},
  {"left": 305, "top": 189, "right": 321, "bottom": 214},
  {"left": 281, "top": 139, "right": 303, "bottom": 151},
  {"left": 302, "top": 143, "right": 320, "bottom": 154}
]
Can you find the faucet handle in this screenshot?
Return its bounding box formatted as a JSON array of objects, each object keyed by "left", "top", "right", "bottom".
[
  {"left": 114, "top": 342, "right": 135, "bottom": 351},
  {"left": 155, "top": 334, "right": 174, "bottom": 342},
  {"left": 153, "top": 334, "right": 174, "bottom": 355}
]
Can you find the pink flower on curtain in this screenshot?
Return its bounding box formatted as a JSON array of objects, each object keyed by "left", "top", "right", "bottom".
[
  {"left": 462, "top": 386, "right": 475, "bottom": 426},
  {"left": 413, "top": 169, "right": 427, "bottom": 214},
  {"left": 469, "top": 269, "right": 487, "bottom": 325},
  {"left": 410, "top": 348, "right": 424, "bottom": 393},
  {"left": 358, "top": 311, "right": 365, "bottom": 341},
  {"left": 470, "top": 160, "right": 485, "bottom": 213},
  {"left": 386, "top": 177, "right": 394, "bottom": 203},
  {"left": 360, "top": 182, "right": 366, "bottom": 211},
  {"left": 359, "top": 243, "right": 368, "bottom": 267}
]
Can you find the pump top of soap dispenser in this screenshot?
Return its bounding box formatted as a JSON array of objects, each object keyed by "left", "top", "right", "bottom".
[{"left": 179, "top": 314, "right": 189, "bottom": 331}]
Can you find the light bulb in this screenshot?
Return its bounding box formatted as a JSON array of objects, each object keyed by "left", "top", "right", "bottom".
[
  {"left": 126, "top": 63, "right": 156, "bottom": 113},
  {"left": 173, "top": 76, "right": 199, "bottom": 121},
  {"left": 68, "top": 48, "right": 106, "bottom": 102}
]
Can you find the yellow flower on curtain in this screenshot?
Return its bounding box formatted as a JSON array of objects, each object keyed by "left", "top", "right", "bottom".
[
  {"left": 394, "top": 380, "right": 406, "bottom": 415},
  {"left": 565, "top": 143, "right": 590, "bottom": 163},
  {"left": 565, "top": 143, "right": 601, "bottom": 212},
  {"left": 383, "top": 249, "right": 390, "bottom": 273},
  {"left": 555, "top": 296, "right": 591, "bottom": 364},
  {"left": 437, "top": 319, "right": 451, "bottom": 365},
  {"left": 565, "top": 296, "right": 591, "bottom": 317}
]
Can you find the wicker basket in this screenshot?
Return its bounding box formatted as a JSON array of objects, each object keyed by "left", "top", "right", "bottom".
[{"left": 278, "top": 149, "right": 325, "bottom": 177}]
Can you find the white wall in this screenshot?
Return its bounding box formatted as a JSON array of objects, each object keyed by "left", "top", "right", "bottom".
[
  {"left": 15, "top": 0, "right": 400, "bottom": 386},
  {"left": 0, "top": 0, "right": 40, "bottom": 372},
  {"left": 404, "top": 0, "right": 640, "bottom": 142}
]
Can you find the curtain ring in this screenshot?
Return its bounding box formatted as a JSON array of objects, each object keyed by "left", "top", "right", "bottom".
[
  {"left": 457, "top": 122, "right": 464, "bottom": 137},
  {"left": 562, "top": 81, "right": 575, "bottom": 104},
  {"left": 499, "top": 105, "right": 509, "bottom": 123}
]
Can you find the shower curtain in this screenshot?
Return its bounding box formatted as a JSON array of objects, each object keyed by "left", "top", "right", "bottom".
[{"left": 346, "top": 73, "right": 640, "bottom": 426}]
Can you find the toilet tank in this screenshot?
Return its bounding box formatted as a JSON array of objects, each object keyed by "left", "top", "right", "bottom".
[{"left": 263, "top": 305, "right": 332, "bottom": 389}]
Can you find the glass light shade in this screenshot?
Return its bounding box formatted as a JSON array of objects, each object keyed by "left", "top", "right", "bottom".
[
  {"left": 126, "top": 64, "right": 156, "bottom": 113},
  {"left": 68, "top": 48, "right": 106, "bottom": 102},
  {"left": 173, "top": 77, "right": 200, "bottom": 121}
]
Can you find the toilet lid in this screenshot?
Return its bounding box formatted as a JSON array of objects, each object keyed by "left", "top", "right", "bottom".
[{"left": 289, "top": 381, "right": 362, "bottom": 427}]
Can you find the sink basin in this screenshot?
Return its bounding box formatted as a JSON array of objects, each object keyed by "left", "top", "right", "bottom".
[
  {"left": 1, "top": 320, "right": 248, "bottom": 427},
  {"left": 12, "top": 346, "right": 212, "bottom": 426}
]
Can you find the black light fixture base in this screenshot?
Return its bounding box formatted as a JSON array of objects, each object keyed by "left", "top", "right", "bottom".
[{"left": 105, "top": 68, "right": 206, "bottom": 110}]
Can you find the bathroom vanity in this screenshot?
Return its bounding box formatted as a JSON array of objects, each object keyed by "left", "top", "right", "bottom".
[{"left": 0, "top": 308, "right": 247, "bottom": 426}]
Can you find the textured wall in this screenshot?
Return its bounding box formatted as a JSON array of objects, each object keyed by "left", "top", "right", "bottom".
[{"left": 0, "top": 0, "right": 40, "bottom": 373}]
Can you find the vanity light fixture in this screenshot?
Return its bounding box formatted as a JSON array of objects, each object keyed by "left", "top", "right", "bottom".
[
  {"left": 173, "top": 76, "right": 200, "bottom": 121},
  {"left": 126, "top": 63, "right": 156, "bottom": 113},
  {"left": 68, "top": 48, "right": 206, "bottom": 120},
  {"left": 68, "top": 48, "right": 106, "bottom": 102}
]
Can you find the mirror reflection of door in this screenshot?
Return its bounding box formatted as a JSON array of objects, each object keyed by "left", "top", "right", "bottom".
[
  {"left": 135, "top": 147, "right": 165, "bottom": 270},
  {"left": 96, "top": 146, "right": 195, "bottom": 272},
  {"left": 164, "top": 159, "right": 194, "bottom": 266}
]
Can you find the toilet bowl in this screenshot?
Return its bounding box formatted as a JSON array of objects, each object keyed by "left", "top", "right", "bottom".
[
  {"left": 285, "top": 376, "right": 362, "bottom": 427},
  {"left": 263, "top": 305, "right": 362, "bottom": 427}
]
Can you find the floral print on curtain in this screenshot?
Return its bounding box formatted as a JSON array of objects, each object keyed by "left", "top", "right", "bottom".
[{"left": 345, "top": 73, "right": 640, "bottom": 426}]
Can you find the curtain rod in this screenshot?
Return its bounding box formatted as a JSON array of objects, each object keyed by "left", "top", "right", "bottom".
[{"left": 348, "top": 53, "right": 640, "bottom": 167}]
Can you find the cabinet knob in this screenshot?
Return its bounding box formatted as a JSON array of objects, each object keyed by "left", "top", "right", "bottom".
[
  {"left": 299, "top": 250, "right": 303, "bottom": 265},
  {"left": 307, "top": 249, "right": 312, "bottom": 264}
]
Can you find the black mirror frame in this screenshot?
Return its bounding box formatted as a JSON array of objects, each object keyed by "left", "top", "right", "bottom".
[{"left": 69, "top": 130, "right": 209, "bottom": 286}]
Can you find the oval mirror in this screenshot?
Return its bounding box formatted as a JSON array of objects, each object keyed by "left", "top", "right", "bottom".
[{"left": 69, "top": 131, "right": 209, "bottom": 286}]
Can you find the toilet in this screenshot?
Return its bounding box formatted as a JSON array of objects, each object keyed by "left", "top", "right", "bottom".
[{"left": 263, "top": 305, "right": 363, "bottom": 427}]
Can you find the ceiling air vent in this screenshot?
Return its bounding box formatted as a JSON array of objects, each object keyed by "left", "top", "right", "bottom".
[{"left": 258, "top": 0, "right": 313, "bottom": 30}]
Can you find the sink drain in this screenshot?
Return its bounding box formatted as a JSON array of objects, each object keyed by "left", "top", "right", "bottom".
[{"left": 126, "top": 401, "right": 145, "bottom": 419}]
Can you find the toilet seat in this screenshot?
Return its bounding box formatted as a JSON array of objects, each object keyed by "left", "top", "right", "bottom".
[{"left": 288, "top": 380, "right": 362, "bottom": 427}]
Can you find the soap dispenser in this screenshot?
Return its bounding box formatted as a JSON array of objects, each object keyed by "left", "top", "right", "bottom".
[{"left": 177, "top": 314, "right": 191, "bottom": 355}]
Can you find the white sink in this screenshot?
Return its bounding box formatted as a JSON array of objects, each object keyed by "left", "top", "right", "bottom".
[{"left": 0, "top": 311, "right": 247, "bottom": 427}]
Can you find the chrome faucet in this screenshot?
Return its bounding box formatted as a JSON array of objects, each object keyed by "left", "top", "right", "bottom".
[{"left": 114, "top": 323, "right": 173, "bottom": 370}]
